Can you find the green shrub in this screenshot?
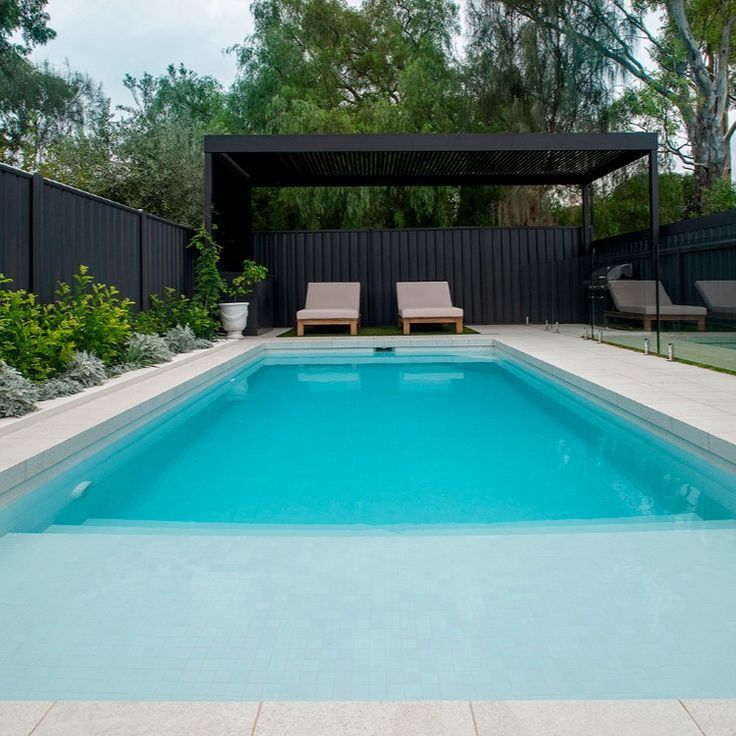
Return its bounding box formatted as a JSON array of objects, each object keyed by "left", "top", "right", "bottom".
[
  {"left": 125, "top": 332, "right": 174, "bottom": 366},
  {"left": 0, "top": 361, "right": 38, "bottom": 417},
  {"left": 188, "top": 227, "right": 226, "bottom": 319},
  {"left": 54, "top": 266, "right": 134, "bottom": 365},
  {"left": 228, "top": 259, "right": 268, "bottom": 299},
  {"left": 136, "top": 288, "right": 217, "bottom": 339},
  {"left": 0, "top": 275, "right": 75, "bottom": 380}
]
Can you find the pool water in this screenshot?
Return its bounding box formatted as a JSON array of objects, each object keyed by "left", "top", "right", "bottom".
[
  {"left": 1, "top": 349, "right": 735, "bottom": 701},
  {"left": 7, "top": 353, "right": 735, "bottom": 532}
]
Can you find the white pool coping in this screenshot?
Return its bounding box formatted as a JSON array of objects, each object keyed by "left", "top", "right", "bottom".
[{"left": 2, "top": 698, "right": 733, "bottom": 735}]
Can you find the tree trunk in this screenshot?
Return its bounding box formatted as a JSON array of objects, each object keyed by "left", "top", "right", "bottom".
[{"left": 690, "top": 105, "right": 728, "bottom": 213}]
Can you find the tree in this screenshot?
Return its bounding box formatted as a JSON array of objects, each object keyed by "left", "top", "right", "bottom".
[
  {"left": 0, "top": 58, "right": 109, "bottom": 170},
  {"left": 109, "top": 65, "right": 229, "bottom": 226},
  {"left": 464, "top": 1, "right": 616, "bottom": 224},
  {"left": 0, "top": 0, "right": 54, "bottom": 58},
  {"left": 228, "top": 0, "right": 466, "bottom": 229},
  {"left": 491, "top": 0, "right": 736, "bottom": 212}
]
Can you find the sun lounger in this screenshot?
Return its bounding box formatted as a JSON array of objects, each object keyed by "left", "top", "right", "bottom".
[
  {"left": 296, "top": 282, "right": 361, "bottom": 336},
  {"left": 606, "top": 280, "right": 706, "bottom": 331},
  {"left": 695, "top": 281, "right": 736, "bottom": 317},
  {"left": 396, "top": 281, "right": 463, "bottom": 335}
]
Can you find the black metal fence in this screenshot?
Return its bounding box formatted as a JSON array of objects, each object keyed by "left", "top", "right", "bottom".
[
  {"left": 593, "top": 209, "right": 736, "bottom": 307},
  {"left": 3, "top": 156, "right": 733, "bottom": 328},
  {"left": 0, "top": 163, "right": 194, "bottom": 308},
  {"left": 521, "top": 209, "right": 736, "bottom": 325},
  {"left": 253, "top": 226, "right": 582, "bottom": 326}
]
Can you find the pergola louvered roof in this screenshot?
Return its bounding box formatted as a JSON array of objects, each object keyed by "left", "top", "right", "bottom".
[{"left": 205, "top": 133, "right": 657, "bottom": 187}]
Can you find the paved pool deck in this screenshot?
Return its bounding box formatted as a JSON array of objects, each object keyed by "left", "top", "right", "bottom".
[
  {"left": 3, "top": 698, "right": 736, "bottom": 735},
  {"left": 0, "top": 327, "right": 734, "bottom": 734}
]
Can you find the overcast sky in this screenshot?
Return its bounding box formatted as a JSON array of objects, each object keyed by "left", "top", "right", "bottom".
[{"left": 31, "top": 0, "right": 254, "bottom": 109}]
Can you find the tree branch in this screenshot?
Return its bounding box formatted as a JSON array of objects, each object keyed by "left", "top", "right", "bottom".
[
  {"left": 667, "top": 0, "right": 714, "bottom": 100},
  {"left": 724, "top": 117, "right": 736, "bottom": 144}
]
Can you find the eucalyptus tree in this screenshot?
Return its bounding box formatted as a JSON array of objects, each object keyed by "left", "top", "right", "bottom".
[{"left": 490, "top": 0, "right": 736, "bottom": 212}]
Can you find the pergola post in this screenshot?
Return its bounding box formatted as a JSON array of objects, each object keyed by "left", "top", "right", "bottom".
[
  {"left": 649, "top": 149, "right": 660, "bottom": 353},
  {"left": 204, "top": 151, "right": 214, "bottom": 235},
  {"left": 581, "top": 183, "right": 592, "bottom": 253}
]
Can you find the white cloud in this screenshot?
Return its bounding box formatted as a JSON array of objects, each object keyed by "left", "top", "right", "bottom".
[{"left": 32, "top": 0, "right": 254, "bottom": 108}]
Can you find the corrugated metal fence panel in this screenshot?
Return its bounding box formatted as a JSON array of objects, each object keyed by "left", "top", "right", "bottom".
[
  {"left": 38, "top": 180, "right": 142, "bottom": 303},
  {"left": 0, "top": 162, "right": 194, "bottom": 307},
  {"left": 0, "top": 164, "right": 32, "bottom": 290},
  {"left": 253, "top": 227, "right": 581, "bottom": 326},
  {"left": 141, "top": 216, "right": 195, "bottom": 309}
]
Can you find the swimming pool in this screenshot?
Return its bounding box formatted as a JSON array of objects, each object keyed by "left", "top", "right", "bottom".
[{"left": 1, "top": 347, "right": 735, "bottom": 700}]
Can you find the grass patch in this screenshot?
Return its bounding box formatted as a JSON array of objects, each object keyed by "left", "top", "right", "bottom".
[
  {"left": 602, "top": 339, "right": 736, "bottom": 376},
  {"left": 278, "top": 324, "right": 479, "bottom": 337}
]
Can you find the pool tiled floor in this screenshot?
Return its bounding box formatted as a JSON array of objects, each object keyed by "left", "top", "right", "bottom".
[{"left": 1, "top": 526, "right": 735, "bottom": 701}]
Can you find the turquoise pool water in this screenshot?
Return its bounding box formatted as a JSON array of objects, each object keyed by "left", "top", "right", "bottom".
[
  {"left": 5, "top": 352, "right": 735, "bottom": 532},
  {"left": 1, "top": 348, "right": 735, "bottom": 700}
]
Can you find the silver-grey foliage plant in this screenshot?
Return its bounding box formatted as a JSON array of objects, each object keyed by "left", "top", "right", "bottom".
[
  {"left": 0, "top": 361, "right": 38, "bottom": 417},
  {"left": 125, "top": 333, "right": 174, "bottom": 366},
  {"left": 62, "top": 351, "right": 107, "bottom": 387},
  {"left": 36, "top": 376, "right": 83, "bottom": 401},
  {"left": 164, "top": 324, "right": 197, "bottom": 353}
]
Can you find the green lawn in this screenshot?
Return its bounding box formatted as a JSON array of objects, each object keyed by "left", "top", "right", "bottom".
[{"left": 278, "top": 324, "right": 479, "bottom": 337}]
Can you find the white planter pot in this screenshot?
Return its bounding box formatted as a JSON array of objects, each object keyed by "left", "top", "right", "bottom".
[{"left": 219, "top": 301, "right": 249, "bottom": 339}]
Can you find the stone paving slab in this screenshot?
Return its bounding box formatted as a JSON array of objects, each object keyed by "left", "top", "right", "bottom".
[
  {"left": 0, "top": 701, "right": 53, "bottom": 736},
  {"left": 681, "top": 700, "right": 736, "bottom": 736},
  {"left": 471, "top": 699, "right": 703, "bottom": 736},
  {"left": 30, "top": 701, "right": 259, "bottom": 736},
  {"left": 253, "top": 701, "right": 475, "bottom": 736}
]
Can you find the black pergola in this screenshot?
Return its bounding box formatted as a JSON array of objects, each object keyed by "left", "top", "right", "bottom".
[{"left": 204, "top": 132, "right": 660, "bottom": 337}]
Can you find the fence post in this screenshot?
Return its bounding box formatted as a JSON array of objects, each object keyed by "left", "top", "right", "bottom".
[
  {"left": 138, "top": 210, "right": 147, "bottom": 310},
  {"left": 30, "top": 173, "right": 44, "bottom": 295}
]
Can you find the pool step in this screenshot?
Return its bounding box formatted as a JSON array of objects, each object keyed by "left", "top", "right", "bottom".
[{"left": 41, "top": 512, "right": 722, "bottom": 537}]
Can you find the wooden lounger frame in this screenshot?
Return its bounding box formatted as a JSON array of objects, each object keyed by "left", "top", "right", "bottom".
[
  {"left": 297, "top": 318, "right": 359, "bottom": 336},
  {"left": 605, "top": 311, "right": 705, "bottom": 331},
  {"left": 399, "top": 316, "right": 463, "bottom": 335}
]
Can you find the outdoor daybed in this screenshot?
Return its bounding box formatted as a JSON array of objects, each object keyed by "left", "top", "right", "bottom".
[
  {"left": 296, "top": 282, "right": 361, "bottom": 336},
  {"left": 396, "top": 281, "right": 464, "bottom": 335},
  {"left": 607, "top": 280, "right": 706, "bottom": 331},
  {"left": 695, "top": 281, "right": 736, "bottom": 318}
]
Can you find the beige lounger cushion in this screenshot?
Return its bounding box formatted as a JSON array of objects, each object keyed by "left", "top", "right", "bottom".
[
  {"left": 608, "top": 280, "right": 706, "bottom": 316},
  {"left": 298, "top": 282, "right": 361, "bottom": 320},
  {"left": 296, "top": 308, "right": 359, "bottom": 319},
  {"left": 695, "top": 281, "right": 736, "bottom": 315},
  {"left": 400, "top": 306, "right": 464, "bottom": 318},
  {"left": 396, "top": 281, "right": 463, "bottom": 318}
]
